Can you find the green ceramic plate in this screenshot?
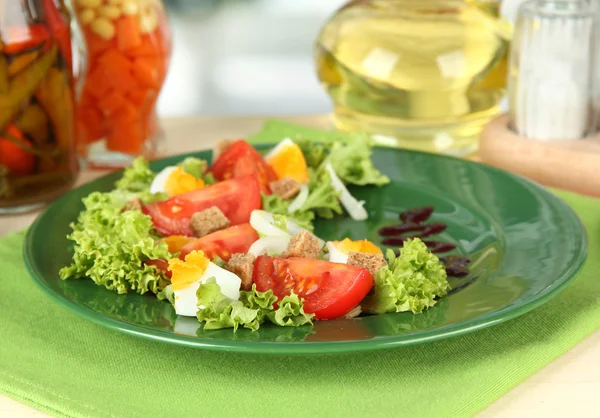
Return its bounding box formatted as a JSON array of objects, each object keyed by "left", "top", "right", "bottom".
[{"left": 24, "top": 146, "right": 587, "bottom": 354}]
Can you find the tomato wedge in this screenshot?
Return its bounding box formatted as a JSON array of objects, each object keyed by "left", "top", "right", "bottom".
[
  {"left": 253, "top": 256, "right": 374, "bottom": 320},
  {"left": 143, "top": 175, "right": 261, "bottom": 237},
  {"left": 180, "top": 223, "right": 259, "bottom": 261},
  {"left": 209, "top": 140, "right": 276, "bottom": 194},
  {"left": 144, "top": 259, "right": 172, "bottom": 279}
]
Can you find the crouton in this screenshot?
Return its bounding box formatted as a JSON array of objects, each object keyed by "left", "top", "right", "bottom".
[
  {"left": 282, "top": 230, "right": 321, "bottom": 259},
  {"left": 121, "top": 197, "right": 143, "bottom": 213},
  {"left": 213, "top": 139, "right": 235, "bottom": 159},
  {"left": 226, "top": 253, "right": 256, "bottom": 291},
  {"left": 347, "top": 252, "right": 387, "bottom": 277},
  {"left": 189, "top": 206, "right": 230, "bottom": 237},
  {"left": 269, "top": 177, "right": 301, "bottom": 200}
]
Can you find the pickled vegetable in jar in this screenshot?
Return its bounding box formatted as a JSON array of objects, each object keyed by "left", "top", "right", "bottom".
[
  {"left": 0, "top": 0, "right": 79, "bottom": 213},
  {"left": 74, "top": 0, "right": 171, "bottom": 168}
]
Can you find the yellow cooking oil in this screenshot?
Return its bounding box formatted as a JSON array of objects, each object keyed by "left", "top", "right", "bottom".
[{"left": 315, "top": 0, "right": 511, "bottom": 155}]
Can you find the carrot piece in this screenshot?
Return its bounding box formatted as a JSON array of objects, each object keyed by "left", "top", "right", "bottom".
[
  {"left": 97, "top": 49, "right": 137, "bottom": 92},
  {"left": 127, "top": 88, "right": 152, "bottom": 108},
  {"left": 106, "top": 122, "right": 144, "bottom": 155},
  {"left": 116, "top": 16, "right": 142, "bottom": 51},
  {"left": 97, "top": 90, "right": 128, "bottom": 116},
  {"left": 3, "top": 25, "right": 51, "bottom": 55},
  {"left": 97, "top": 49, "right": 132, "bottom": 74},
  {"left": 132, "top": 57, "right": 159, "bottom": 88},
  {"left": 125, "top": 35, "right": 161, "bottom": 58},
  {"left": 85, "top": 30, "right": 115, "bottom": 58},
  {"left": 81, "top": 68, "right": 112, "bottom": 98},
  {"left": 77, "top": 106, "right": 104, "bottom": 144}
]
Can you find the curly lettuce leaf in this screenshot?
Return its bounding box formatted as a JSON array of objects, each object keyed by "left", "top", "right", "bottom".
[
  {"left": 115, "top": 157, "right": 155, "bottom": 192},
  {"left": 59, "top": 192, "right": 172, "bottom": 294},
  {"left": 178, "top": 156, "right": 217, "bottom": 185},
  {"left": 196, "top": 278, "right": 262, "bottom": 331},
  {"left": 362, "top": 238, "right": 450, "bottom": 315},
  {"left": 293, "top": 137, "right": 331, "bottom": 168},
  {"left": 267, "top": 292, "right": 314, "bottom": 327},
  {"left": 328, "top": 134, "right": 390, "bottom": 186},
  {"left": 261, "top": 193, "right": 315, "bottom": 231},
  {"left": 196, "top": 282, "right": 313, "bottom": 331},
  {"left": 299, "top": 167, "right": 342, "bottom": 219},
  {"left": 61, "top": 158, "right": 171, "bottom": 294}
]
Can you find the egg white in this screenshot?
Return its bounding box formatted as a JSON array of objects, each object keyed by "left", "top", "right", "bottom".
[
  {"left": 150, "top": 166, "right": 178, "bottom": 194},
  {"left": 326, "top": 241, "right": 350, "bottom": 264},
  {"left": 173, "top": 262, "right": 242, "bottom": 317}
]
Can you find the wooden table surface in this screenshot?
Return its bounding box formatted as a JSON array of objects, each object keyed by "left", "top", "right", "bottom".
[{"left": 1, "top": 115, "right": 599, "bottom": 418}]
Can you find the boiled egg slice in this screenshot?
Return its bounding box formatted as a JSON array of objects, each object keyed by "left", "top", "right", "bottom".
[
  {"left": 265, "top": 138, "right": 310, "bottom": 184},
  {"left": 326, "top": 238, "right": 382, "bottom": 264},
  {"left": 168, "top": 250, "right": 241, "bottom": 317},
  {"left": 250, "top": 210, "right": 325, "bottom": 248},
  {"left": 150, "top": 166, "right": 205, "bottom": 197}
]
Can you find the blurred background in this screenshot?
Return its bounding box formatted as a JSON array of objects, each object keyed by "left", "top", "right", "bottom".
[{"left": 158, "top": 0, "right": 346, "bottom": 117}]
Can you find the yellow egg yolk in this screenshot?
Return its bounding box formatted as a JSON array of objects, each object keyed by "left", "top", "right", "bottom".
[
  {"left": 165, "top": 167, "right": 205, "bottom": 196},
  {"left": 168, "top": 250, "right": 210, "bottom": 291},
  {"left": 160, "top": 235, "right": 194, "bottom": 254},
  {"left": 334, "top": 238, "right": 382, "bottom": 255},
  {"left": 266, "top": 143, "right": 309, "bottom": 184}
]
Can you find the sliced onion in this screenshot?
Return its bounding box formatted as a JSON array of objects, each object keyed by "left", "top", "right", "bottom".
[
  {"left": 248, "top": 236, "right": 290, "bottom": 257},
  {"left": 324, "top": 163, "right": 368, "bottom": 221},
  {"left": 287, "top": 184, "right": 309, "bottom": 213},
  {"left": 250, "top": 210, "right": 290, "bottom": 238},
  {"left": 343, "top": 305, "right": 362, "bottom": 319}
]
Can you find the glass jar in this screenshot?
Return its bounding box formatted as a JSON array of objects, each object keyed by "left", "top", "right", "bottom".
[
  {"left": 314, "top": 0, "right": 511, "bottom": 155},
  {"left": 72, "top": 0, "right": 172, "bottom": 168},
  {"left": 0, "top": 0, "right": 79, "bottom": 214}
]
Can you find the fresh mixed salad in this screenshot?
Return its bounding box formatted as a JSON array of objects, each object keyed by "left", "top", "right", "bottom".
[{"left": 60, "top": 136, "right": 451, "bottom": 331}]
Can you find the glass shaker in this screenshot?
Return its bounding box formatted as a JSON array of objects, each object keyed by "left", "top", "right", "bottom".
[
  {"left": 0, "top": 0, "right": 79, "bottom": 214},
  {"left": 72, "top": 0, "right": 172, "bottom": 168},
  {"left": 508, "top": 0, "right": 596, "bottom": 140}
]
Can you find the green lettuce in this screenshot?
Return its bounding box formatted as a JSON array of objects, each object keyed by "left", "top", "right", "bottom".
[
  {"left": 196, "top": 278, "right": 262, "bottom": 331},
  {"left": 300, "top": 167, "right": 342, "bottom": 219},
  {"left": 267, "top": 293, "right": 314, "bottom": 327},
  {"left": 293, "top": 137, "right": 331, "bottom": 168},
  {"left": 178, "top": 157, "right": 216, "bottom": 185},
  {"left": 60, "top": 159, "right": 172, "bottom": 294},
  {"left": 327, "top": 135, "right": 390, "bottom": 186},
  {"left": 59, "top": 192, "right": 172, "bottom": 294},
  {"left": 293, "top": 135, "right": 389, "bottom": 186},
  {"left": 196, "top": 281, "right": 314, "bottom": 331},
  {"left": 178, "top": 157, "right": 207, "bottom": 178},
  {"left": 261, "top": 193, "right": 315, "bottom": 230},
  {"left": 362, "top": 238, "right": 450, "bottom": 315}
]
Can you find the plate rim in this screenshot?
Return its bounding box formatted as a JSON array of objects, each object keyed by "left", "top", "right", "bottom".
[{"left": 23, "top": 146, "right": 588, "bottom": 354}]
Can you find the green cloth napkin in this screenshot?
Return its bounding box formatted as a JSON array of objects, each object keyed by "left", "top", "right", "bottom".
[{"left": 2, "top": 122, "right": 600, "bottom": 418}]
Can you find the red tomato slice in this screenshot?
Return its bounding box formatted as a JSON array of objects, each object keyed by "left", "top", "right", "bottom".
[
  {"left": 209, "top": 140, "right": 276, "bottom": 194},
  {"left": 180, "top": 223, "right": 259, "bottom": 261},
  {"left": 253, "top": 256, "right": 374, "bottom": 320},
  {"left": 143, "top": 175, "right": 261, "bottom": 237},
  {"left": 144, "top": 259, "right": 172, "bottom": 279}
]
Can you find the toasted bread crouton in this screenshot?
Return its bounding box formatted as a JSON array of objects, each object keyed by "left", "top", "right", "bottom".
[
  {"left": 347, "top": 252, "right": 387, "bottom": 277},
  {"left": 269, "top": 177, "right": 301, "bottom": 200},
  {"left": 121, "top": 197, "right": 143, "bottom": 213},
  {"left": 213, "top": 139, "right": 235, "bottom": 160},
  {"left": 189, "top": 206, "right": 230, "bottom": 237},
  {"left": 226, "top": 253, "right": 256, "bottom": 291},
  {"left": 282, "top": 230, "right": 321, "bottom": 259}
]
